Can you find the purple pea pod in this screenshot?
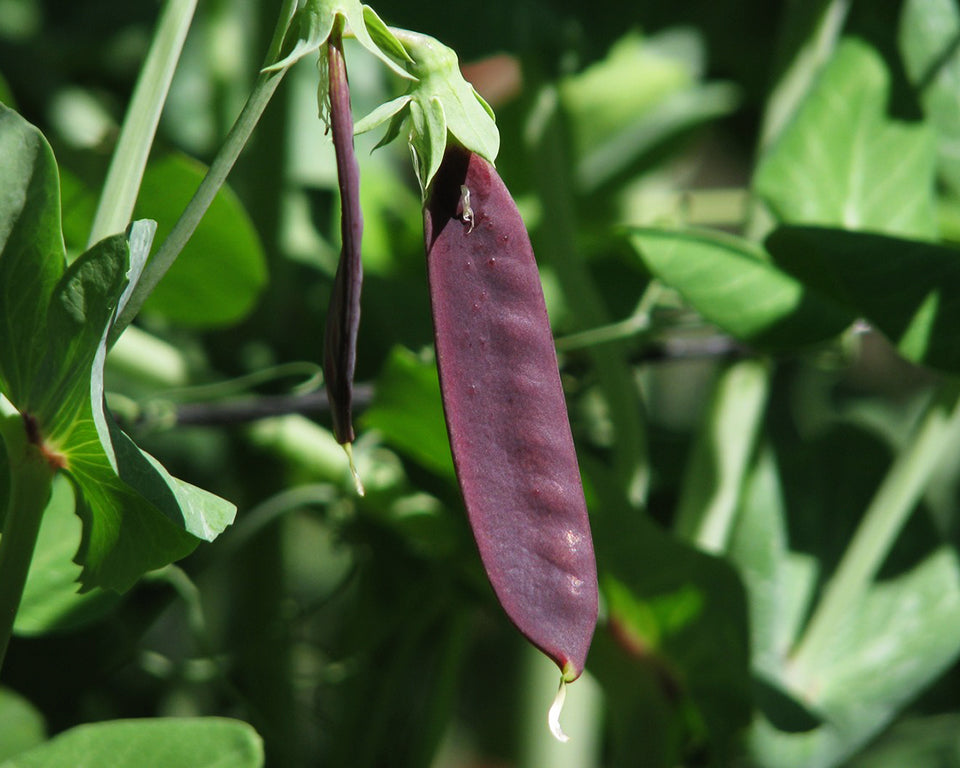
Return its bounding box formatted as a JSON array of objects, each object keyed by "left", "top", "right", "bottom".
[
  {"left": 424, "top": 146, "right": 598, "bottom": 687},
  {"left": 322, "top": 23, "right": 364, "bottom": 492}
]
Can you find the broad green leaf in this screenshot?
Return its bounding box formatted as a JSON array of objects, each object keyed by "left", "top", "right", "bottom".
[
  {"left": 360, "top": 347, "right": 454, "bottom": 478},
  {"left": 0, "top": 718, "right": 264, "bottom": 768},
  {"left": 560, "top": 30, "right": 739, "bottom": 192},
  {"left": 629, "top": 227, "right": 855, "bottom": 348},
  {"left": 899, "top": 0, "right": 960, "bottom": 196},
  {"left": 15, "top": 475, "right": 119, "bottom": 634},
  {"left": 60, "top": 222, "right": 235, "bottom": 590},
  {"left": 356, "top": 30, "right": 499, "bottom": 194},
  {"left": 755, "top": 39, "right": 937, "bottom": 239},
  {"left": 0, "top": 688, "right": 45, "bottom": 762},
  {"left": 30, "top": 234, "right": 127, "bottom": 432},
  {"left": 0, "top": 100, "right": 236, "bottom": 591},
  {"left": 587, "top": 459, "right": 752, "bottom": 764},
  {"left": 134, "top": 153, "right": 267, "bottom": 328},
  {"left": 749, "top": 548, "right": 960, "bottom": 768},
  {"left": 766, "top": 226, "right": 960, "bottom": 373},
  {"left": 266, "top": 0, "right": 411, "bottom": 78},
  {"left": 0, "top": 103, "right": 65, "bottom": 405}
]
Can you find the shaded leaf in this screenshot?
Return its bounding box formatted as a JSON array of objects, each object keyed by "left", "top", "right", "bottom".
[
  {"left": 360, "top": 346, "right": 454, "bottom": 478},
  {"left": 766, "top": 225, "right": 960, "bottom": 372},
  {"left": 135, "top": 153, "right": 267, "bottom": 328},
  {"left": 0, "top": 688, "right": 45, "bottom": 762},
  {"left": 0, "top": 103, "right": 65, "bottom": 406},
  {"left": 587, "top": 459, "right": 752, "bottom": 765},
  {"left": 15, "top": 475, "right": 119, "bottom": 634}
]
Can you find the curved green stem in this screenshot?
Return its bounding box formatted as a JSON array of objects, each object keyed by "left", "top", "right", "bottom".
[{"left": 0, "top": 415, "right": 55, "bottom": 674}]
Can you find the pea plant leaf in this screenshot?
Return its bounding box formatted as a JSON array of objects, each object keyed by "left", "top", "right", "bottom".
[
  {"left": 354, "top": 30, "right": 499, "bottom": 195},
  {"left": 754, "top": 38, "right": 937, "bottom": 239},
  {"left": 628, "top": 227, "right": 855, "bottom": 349},
  {"left": 360, "top": 346, "right": 454, "bottom": 479},
  {"left": 0, "top": 717, "right": 263, "bottom": 768},
  {"left": 586, "top": 458, "right": 752, "bottom": 765},
  {"left": 0, "top": 104, "right": 64, "bottom": 407},
  {"left": 766, "top": 226, "right": 960, "bottom": 373},
  {"left": 134, "top": 153, "right": 267, "bottom": 328},
  {"left": 0, "top": 105, "right": 235, "bottom": 592},
  {"left": 899, "top": 0, "right": 960, "bottom": 196},
  {"left": 750, "top": 548, "right": 960, "bottom": 768},
  {"left": 265, "top": 0, "right": 412, "bottom": 78}
]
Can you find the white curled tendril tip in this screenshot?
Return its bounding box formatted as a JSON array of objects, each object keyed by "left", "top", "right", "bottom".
[
  {"left": 548, "top": 675, "right": 570, "bottom": 743},
  {"left": 343, "top": 443, "right": 365, "bottom": 496}
]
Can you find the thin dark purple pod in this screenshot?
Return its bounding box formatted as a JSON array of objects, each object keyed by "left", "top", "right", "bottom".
[
  {"left": 323, "top": 21, "right": 363, "bottom": 452},
  {"left": 424, "top": 146, "right": 598, "bottom": 681}
]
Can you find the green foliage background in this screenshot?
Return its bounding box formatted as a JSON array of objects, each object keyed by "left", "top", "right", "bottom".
[{"left": 3, "top": 1, "right": 960, "bottom": 767}]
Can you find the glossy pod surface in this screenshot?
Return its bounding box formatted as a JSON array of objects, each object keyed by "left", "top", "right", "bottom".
[{"left": 424, "top": 146, "right": 598, "bottom": 679}]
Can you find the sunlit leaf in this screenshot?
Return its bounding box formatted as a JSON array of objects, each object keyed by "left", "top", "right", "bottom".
[
  {"left": 755, "top": 39, "right": 937, "bottom": 239},
  {"left": 0, "top": 718, "right": 263, "bottom": 768},
  {"left": 629, "top": 227, "right": 854, "bottom": 349}
]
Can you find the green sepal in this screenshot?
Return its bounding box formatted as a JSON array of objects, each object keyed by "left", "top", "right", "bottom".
[
  {"left": 264, "top": 0, "right": 412, "bottom": 79},
  {"left": 354, "top": 29, "right": 500, "bottom": 195}
]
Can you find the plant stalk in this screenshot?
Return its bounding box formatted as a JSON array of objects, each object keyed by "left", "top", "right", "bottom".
[
  {"left": 0, "top": 417, "right": 55, "bottom": 674},
  {"left": 87, "top": 0, "right": 198, "bottom": 247},
  {"left": 108, "top": 0, "right": 299, "bottom": 345},
  {"left": 790, "top": 381, "right": 960, "bottom": 678}
]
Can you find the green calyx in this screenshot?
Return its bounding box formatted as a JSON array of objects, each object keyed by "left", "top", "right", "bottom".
[
  {"left": 354, "top": 29, "right": 500, "bottom": 197},
  {"left": 264, "top": 0, "right": 412, "bottom": 78}
]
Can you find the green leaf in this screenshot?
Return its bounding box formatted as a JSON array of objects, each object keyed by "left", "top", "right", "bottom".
[
  {"left": 134, "top": 153, "right": 267, "bottom": 328},
  {"left": 754, "top": 39, "right": 937, "bottom": 239},
  {"left": 360, "top": 347, "right": 454, "bottom": 479},
  {"left": 0, "top": 718, "right": 263, "bottom": 768},
  {"left": 847, "top": 715, "right": 960, "bottom": 767},
  {"left": 0, "top": 688, "right": 45, "bottom": 762},
  {"left": 750, "top": 549, "right": 960, "bottom": 768},
  {"left": 266, "top": 0, "right": 411, "bottom": 79},
  {"left": 31, "top": 234, "right": 128, "bottom": 432},
  {"left": 766, "top": 225, "right": 960, "bottom": 372},
  {"left": 59, "top": 223, "right": 235, "bottom": 590},
  {"left": 15, "top": 475, "right": 119, "bottom": 634},
  {"left": 899, "top": 0, "right": 960, "bottom": 196},
  {"left": 0, "top": 103, "right": 66, "bottom": 406},
  {"left": 585, "top": 457, "right": 752, "bottom": 764},
  {"left": 358, "top": 29, "right": 500, "bottom": 193},
  {"left": 628, "top": 227, "right": 855, "bottom": 349},
  {"left": 559, "top": 30, "right": 740, "bottom": 192}
]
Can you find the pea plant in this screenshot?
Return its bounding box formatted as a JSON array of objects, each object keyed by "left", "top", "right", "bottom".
[{"left": 3, "top": 0, "right": 960, "bottom": 766}]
